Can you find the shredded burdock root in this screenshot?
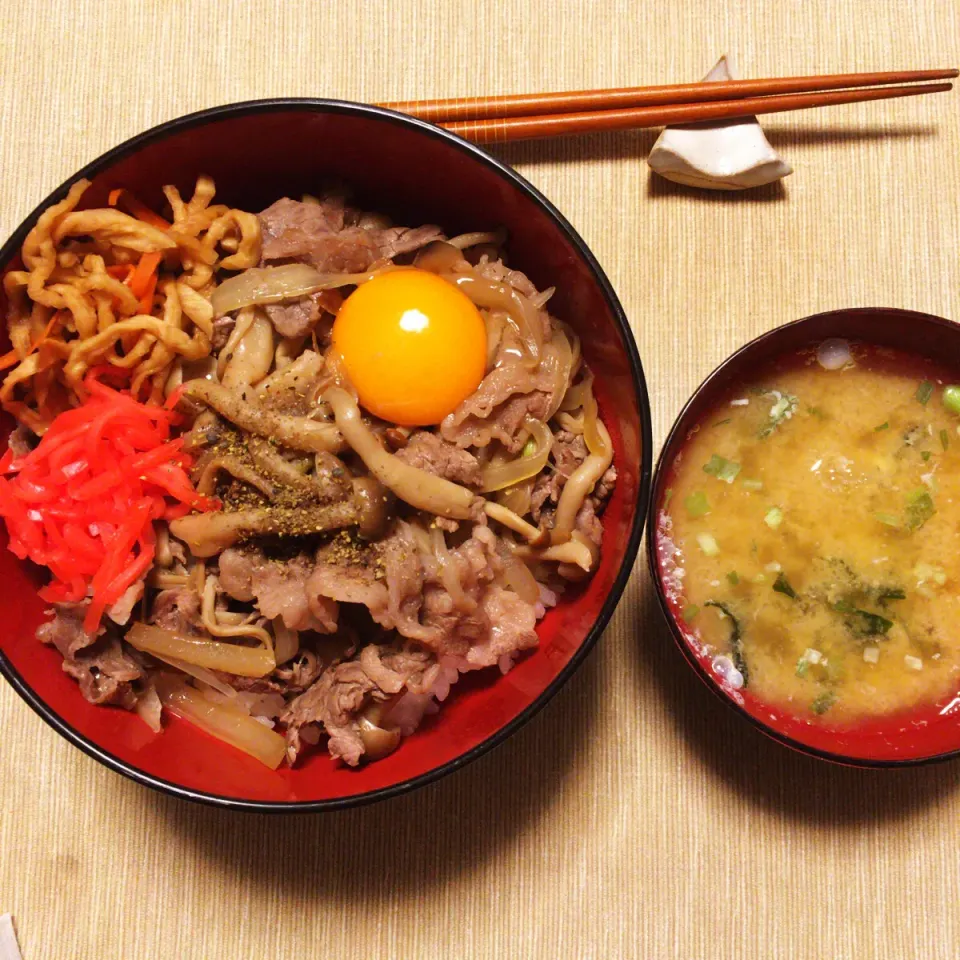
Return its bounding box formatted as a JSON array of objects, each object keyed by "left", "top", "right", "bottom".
[{"left": 1, "top": 177, "right": 260, "bottom": 430}]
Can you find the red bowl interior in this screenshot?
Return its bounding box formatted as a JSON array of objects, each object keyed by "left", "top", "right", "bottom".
[
  {"left": 0, "top": 101, "right": 651, "bottom": 808},
  {"left": 648, "top": 307, "right": 960, "bottom": 766}
]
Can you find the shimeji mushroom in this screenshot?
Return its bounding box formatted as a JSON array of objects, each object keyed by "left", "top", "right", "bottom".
[{"left": 648, "top": 55, "right": 793, "bottom": 191}]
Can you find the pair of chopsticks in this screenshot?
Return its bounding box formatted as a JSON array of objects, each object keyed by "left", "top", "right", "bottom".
[{"left": 382, "top": 69, "right": 957, "bottom": 144}]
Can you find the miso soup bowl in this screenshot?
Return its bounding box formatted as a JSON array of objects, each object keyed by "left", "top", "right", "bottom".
[
  {"left": 0, "top": 100, "right": 652, "bottom": 810},
  {"left": 648, "top": 307, "right": 960, "bottom": 767}
]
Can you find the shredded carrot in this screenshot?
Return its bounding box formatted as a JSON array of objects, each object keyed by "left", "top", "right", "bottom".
[
  {"left": 139, "top": 271, "right": 159, "bottom": 314},
  {"left": 127, "top": 251, "right": 163, "bottom": 313},
  {"left": 0, "top": 312, "right": 64, "bottom": 372},
  {"left": 106, "top": 264, "right": 134, "bottom": 281},
  {"left": 0, "top": 369, "right": 217, "bottom": 633},
  {"left": 108, "top": 188, "right": 171, "bottom": 230}
]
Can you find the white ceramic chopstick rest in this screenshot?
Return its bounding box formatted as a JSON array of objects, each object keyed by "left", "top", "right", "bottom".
[
  {"left": 647, "top": 55, "right": 794, "bottom": 190},
  {"left": 0, "top": 915, "right": 22, "bottom": 960}
]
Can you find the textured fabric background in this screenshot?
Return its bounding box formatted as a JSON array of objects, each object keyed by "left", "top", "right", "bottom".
[{"left": 1, "top": 2, "right": 958, "bottom": 958}]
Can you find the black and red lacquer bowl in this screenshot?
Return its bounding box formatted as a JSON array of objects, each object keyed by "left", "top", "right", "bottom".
[
  {"left": 648, "top": 307, "right": 960, "bottom": 767},
  {"left": 0, "top": 100, "right": 652, "bottom": 810}
]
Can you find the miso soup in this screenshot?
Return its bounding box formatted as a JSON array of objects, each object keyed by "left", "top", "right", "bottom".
[{"left": 658, "top": 341, "right": 960, "bottom": 723}]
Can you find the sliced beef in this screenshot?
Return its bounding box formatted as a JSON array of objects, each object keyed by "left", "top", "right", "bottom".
[
  {"left": 259, "top": 197, "right": 344, "bottom": 256},
  {"left": 474, "top": 258, "right": 553, "bottom": 339},
  {"left": 262, "top": 290, "right": 341, "bottom": 340},
  {"left": 38, "top": 605, "right": 142, "bottom": 708},
  {"left": 530, "top": 433, "right": 618, "bottom": 534},
  {"left": 218, "top": 548, "right": 257, "bottom": 601},
  {"left": 264, "top": 296, "right": 320, "bottom": 339},
  {"left": 151, "top": 587, "right": 204, "bottom": 635},
  {"left": 258, "top": 198, "right": 443, "bottom": 274},
  {"left": 7, "top": 424, "right": 37, "bottom": 458},
  {"left": 274, "top": 649, "right": 326, "bottom": 691},
  {"left": 593, "top": 464, "right": 618, "bottom": 503},
  {"left": 370, "top": 643, "right": 437, "bottom": 694},
  {"left": 575, "top": 465, "right": 618, "bottom": 546},
  {"left": 307, "top": 520, "right": 538, "bottom": 665},
  {"left": 373, "top": 522, "right": 431, "bottom": 640},
  {"left": 440, "top": 343, "right": 557, "bottom": 452},
  {"left": 306, "top": 560, "right": 388, "bottom": 610},
  {"left": 106, "top": 581, "right": 144, "bottom": 626},
  {"left": 531, "top": 430, "right": 588, "bottom": 520},
  {"left": 464, "top": 586, "right": 539, "bottom": 668},
  {"left": 211, "top": 317, "right": 235, "bottom": 351},
  {"left": 307, "top": 524, "right": 426, "bottom": 642},
  {"left": 36, "top": 602, "right": 98, "bottom": 656},
  {"left": 281, "top": 641, "right": 437, "bottom": 765},
  {"left": 62, "top": 638, "right": 143, "bottom": 708},
  {"left": 554, "top": 430, "right": 589, "bottom": 475},
  {"left": 217, "top": 640, "right": 350, "bottom": 696},
  {"left": 394, "top": 431, "right": 482, "bottom": 486},
  {"left": 281, "top": 660, "right": 377, "bottom": 765},
  {"left": 377, "top": 225, "right": 448, "bottom": 260},
  {"left": 218, "top": 547, "right": 338, "bottom": 633},
  {"left": 473, "top": 257, "right": 539, "bottom": 298},
  {"left": 574, "top": 498, "right": 604, "bottom": 546},
  {"left": 359, "top": 643, "right": 408, "bottom": 694},
  {"left": 530, "top": 472, "right": 561, "bottom": 522}
]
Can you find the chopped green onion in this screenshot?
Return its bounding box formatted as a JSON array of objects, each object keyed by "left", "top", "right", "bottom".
[
  {"left": 741, "top": 478, "right": 763, "bottom": 492},
  {"left": 916, "top": 380, "right": 934, "bottom": 405},
  {"left": 940, "top": 429, "right": 949, "bottom": 451},
  {"left": 521, "top": 436, "right": 537, "bottom": 458},
  {"left": 795, "top": 658, "right": 810, "bottom": 678},
  {"left": 726, "top": 571, "right": 740, "bottom": 586},
  {"left": 874, "top": 512, "right": 901, "bottom": 528},
  {"left": 943, "top": 385, "right": 960, "bottom": 415},
  {"left": 874, "top": 421, "right": 890, "bottom": 432},
  {"left": 696, "top": 532, "right": 720, "bottom": 557},
  {"left": 921, "top": 450, "right": 932, "bottom": 462},
  {"left": 684, "top": 491, "right": 710, "bottom": 518},
  {"left": 703, "top": 454, "right": 741, "bottom": 484},
  {"left": 760, "top": 392, "right": 799, "bottom": 438},
  {"left": 905, "top": 489, "right": 935, "bottom": 530},
  {"left": 682, "top": 604, "right": 700, "bottom": 623},
  {"left": 807, "top": 406, "right": 826, "bottom": 420},
  {"left": 811, "top": 691, "right": 837, "bottom": 715},
  {"left": 764, "top": 507, "right": 784, "bottom": 529},
  {"left": 772, "top": 572, "right": 797, "bottom": 599}
]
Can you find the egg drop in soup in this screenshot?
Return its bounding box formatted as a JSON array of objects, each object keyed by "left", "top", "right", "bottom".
[{"left": 658, "top": 341, "right": 960, "bottom": 725}]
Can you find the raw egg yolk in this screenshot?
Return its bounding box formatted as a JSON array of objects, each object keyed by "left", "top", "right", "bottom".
[{"left": 331, "top": 268, "right": 487, "bottom": 426}]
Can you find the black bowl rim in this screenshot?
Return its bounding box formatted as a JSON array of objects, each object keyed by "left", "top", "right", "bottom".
[
  {"left": 646, "top": 306, "right": 960, "bottom": 769},
  {"left": 0, "top": 97, "right": 653, "bottom": 811}
]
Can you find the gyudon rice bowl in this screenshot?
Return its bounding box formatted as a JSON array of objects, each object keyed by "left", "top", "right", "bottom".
[{"left": 0, "top": 172, "right": 619, "bottom": 773}]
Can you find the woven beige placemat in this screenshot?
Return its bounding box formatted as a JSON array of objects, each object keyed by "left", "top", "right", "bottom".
[{"left": 1, "top": 2, "right": 958, "bottom": 957}]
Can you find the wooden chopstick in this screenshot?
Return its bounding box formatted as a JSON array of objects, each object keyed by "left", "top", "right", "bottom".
[
  {"left": 384, "top": 69, "right": 959, "bottom": 123},
  {"left": 436, "top": 82, "right": 954, "bottom": 145}
]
